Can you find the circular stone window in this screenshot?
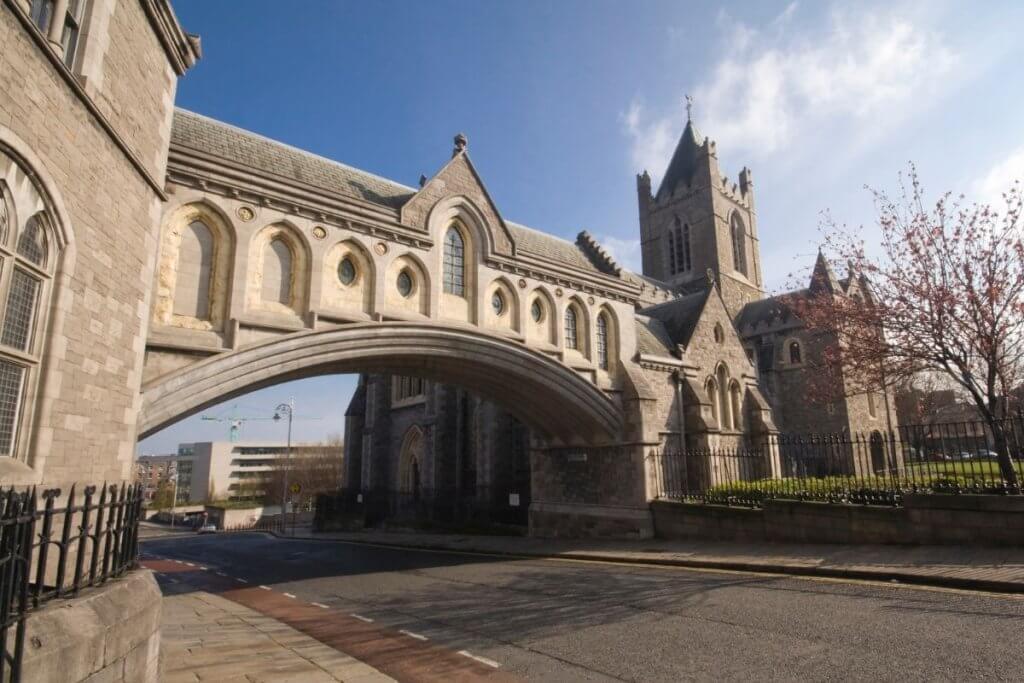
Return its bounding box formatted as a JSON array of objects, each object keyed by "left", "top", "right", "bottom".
[
  {"left": 530, "top": 300, "right": 543, "bottom": 322},
  {"left": 491, "top": 291, "right": 505, "bottom": 316},
  {"left": 338, "top": 257, "right": 356, "bottom": 286},
  {"left": 397, "top": 270, "right": 414, "bottom": 298}
]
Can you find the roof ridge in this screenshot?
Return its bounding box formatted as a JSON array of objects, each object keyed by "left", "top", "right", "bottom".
[{"left": 173, "top": 107, "right": 418, "bottom": 194}]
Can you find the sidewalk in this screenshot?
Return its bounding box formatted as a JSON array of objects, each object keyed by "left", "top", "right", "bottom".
[
  {"left": 272, "top": 527, "right": 1024, "bottom": 594},
  {"left": 161, "top": 590, "right": 394, "bottom": 682}
]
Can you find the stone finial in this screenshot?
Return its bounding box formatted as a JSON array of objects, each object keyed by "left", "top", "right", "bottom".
[
  {"left": 453, "top": 133, "right": 468, "bottom": 156},
  {"left": 419, "top": 174, "right": 427, "bottom": 188}
]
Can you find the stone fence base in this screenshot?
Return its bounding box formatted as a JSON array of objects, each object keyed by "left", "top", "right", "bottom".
[
  {"left": 652, "top": 494, "right": 1024, "bottom": 546},
  {"left": 530, "top": 501, "right": 654, "bottom": 538},
  {"left": 17, "top": 569, "right": 161, "bottom": 682}
]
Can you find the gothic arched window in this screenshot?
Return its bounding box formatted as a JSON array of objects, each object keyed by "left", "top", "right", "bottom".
[
  {"left": 596, "top": 313, "right": 609, "bottom": 370},
  {"left": 789, "top": 340, "right": 802, "bottom": 365},
  {"left": 173, "top": 220, "right": 214, "bottom": 320},
  {"left": 263, "top": 238, "right": 293, "bottom": 306},
  {"left": 564, "top": 306, "right": 579, "bottom": 351},
  {"left": 443, "top": 226, "right": 465, "bottom": 297},
  {"left": 731, "top": 213, "right": 747, "bottom": 276},
  {"left": 667, "top": 229, "right": 677, "bottom": 274},
  {"left": 0, "top": 178, "right": 60, "bottom": 459},
  {"left": 681, "top": 223, "right": 691, "bottom": 271}
]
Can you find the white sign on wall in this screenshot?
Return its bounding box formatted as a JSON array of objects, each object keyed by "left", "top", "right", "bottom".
[{"left": 509, "top": 493, "right": 520, "bottom": 507}]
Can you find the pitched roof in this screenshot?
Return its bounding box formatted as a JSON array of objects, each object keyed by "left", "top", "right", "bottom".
[
  {"left": 635, "top": 315, "right": 676, "bottom": 356},
  {"left": 736, "top": 291, "right": 807, "bottom": 331},
  {"left": 656, "top": 120, "right": 705, "bottom": 201},
  {"left": 171, "top": 109, "right": 417, "bottom": 209},
  {"left": 640, "top": 288, "right": 711, "bottom": 347},
  {"left": 171, "top": 109, "right": 627, "bottom": 279},
  {"left": 808, "top": 250, "right": 841, "bottom": 295},
  {"left": 506, "top": 222, "right": 606, "bottom": 275}
]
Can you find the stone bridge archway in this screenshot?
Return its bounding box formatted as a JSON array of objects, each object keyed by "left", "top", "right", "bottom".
[{"left": 138, "top": 321, "right": 623, "bottom": 445}]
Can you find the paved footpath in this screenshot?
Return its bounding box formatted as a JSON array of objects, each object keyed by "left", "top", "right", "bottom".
[
  {"left": 148, "top": 557, "right": 517, "bottom": 682},
  {"left": 275, "top": 527, "right": 1024, "bottom": 594}
]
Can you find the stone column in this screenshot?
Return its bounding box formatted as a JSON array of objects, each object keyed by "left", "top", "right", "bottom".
[{"left": 47, "top": 0, "right": 68, "bottom": 54}]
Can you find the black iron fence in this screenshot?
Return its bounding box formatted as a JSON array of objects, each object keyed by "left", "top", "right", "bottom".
[
  {"left": 649, "top": 418, "right": 1024, "bottom": 507},
  {"left": 0, "top": 483, "right": 143, "bottom": 682}
]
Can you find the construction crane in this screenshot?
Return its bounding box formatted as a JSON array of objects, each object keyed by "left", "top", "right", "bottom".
[{"left": 200, "top": 404, "right": 276, "bottom": 442}]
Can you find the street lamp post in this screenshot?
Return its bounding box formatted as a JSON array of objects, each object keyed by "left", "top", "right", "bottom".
[
  {"left": 170, "top": 464, "right": 178, "bottom": 529},
  {"left": 274, "top": 399, "right": 294, "bottom": 534}
]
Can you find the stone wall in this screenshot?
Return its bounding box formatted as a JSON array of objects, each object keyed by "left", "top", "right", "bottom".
[
  {"left": 18, "top": 569, "right": 162, "bottom": 683},
  {"left": 0, "top": 3, "right": 180, "bottom": 488},
  {"left": 652, "top": 495, "right": 1024, "bottom": 546}
]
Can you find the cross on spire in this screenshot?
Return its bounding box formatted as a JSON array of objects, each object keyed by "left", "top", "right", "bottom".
[{"left": 685, "top": 94, "right": 693, "bottom": 122}]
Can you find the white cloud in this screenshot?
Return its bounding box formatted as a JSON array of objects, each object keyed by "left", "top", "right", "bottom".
[
  {"left": 625, "top": 4, "right": 960, "bottom": 183},
  {"left": 596, "top": 235, "right": 642, "bottom": 273},
  {"left": 972, "top": 146, "right": 1024, "bottom": 206}
]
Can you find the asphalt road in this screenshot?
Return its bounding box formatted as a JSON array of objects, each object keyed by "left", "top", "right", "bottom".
[{"left": 143, "top": 532, "right": 1024, "bottom": 682}]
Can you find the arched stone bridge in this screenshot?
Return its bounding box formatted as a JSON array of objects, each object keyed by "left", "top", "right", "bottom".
[{"left": 140, "top": 110, "right": 667, "bottom": 447}]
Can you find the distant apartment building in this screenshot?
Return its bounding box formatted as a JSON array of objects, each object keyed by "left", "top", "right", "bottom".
[{"left": 135, "top": 441, "right": 343, "bottom": 504}]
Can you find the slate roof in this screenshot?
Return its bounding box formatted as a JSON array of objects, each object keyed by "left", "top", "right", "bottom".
[
  {"left": 171, "top": 109, "right": 417, "bottom": 209},
  {"left": 735, "top": 290, "right": 807, "bottom": 331},
  {"left": 505, "top": 222, "right": 607, "bottom": 275},
  {"left": 640, "top": 288, "right": 711, "bottom": 347},
  {"left": 170, "top": 109, "right": 639, "bottom": 280},
  {"left": 635, "top": 315, "right": 676, "bottom": 356},
  {"left": 656, "top": 119, "right": 704, "bottom": 201}
]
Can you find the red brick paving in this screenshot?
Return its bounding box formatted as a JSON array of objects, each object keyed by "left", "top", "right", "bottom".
[{"left": 146, "top": 559, "right": 519, "bottom": 682}]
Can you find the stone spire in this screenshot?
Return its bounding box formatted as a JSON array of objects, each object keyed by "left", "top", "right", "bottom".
[
  {"left": 655, "top": 117, "right": 705, "bottom": 201},
  {"left": 808, "top": 249, "right": 841, "bottom": 295}
]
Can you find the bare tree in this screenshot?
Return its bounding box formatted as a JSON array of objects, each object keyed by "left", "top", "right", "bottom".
[
  {"left": 794, "top": 166, "right": 1024, "bottom": 488},
  {"left": 265, "top": 434, "right": 345, "bottom": 510}
]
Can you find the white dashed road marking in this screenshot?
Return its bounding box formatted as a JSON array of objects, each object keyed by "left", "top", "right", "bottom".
[
  {"left": 399, "top": 630, "right": 428, "bottom": 641},
  {"left": 236, "top": 578, "right": 248, "bottom": 584},
  {"left": 350, "top": 614, "right": 374, "bottom": 623},
  {"left": 283, "top": 593, "right": 296, "bottom": 599},
  {"left": 312, "top": 602, "right": 330, "bottom": 609},
  {"left": 259, "top": 585, "right": 272, "bottom": 591},
  {"left": 458, "top": 651, "right": 500, "bottom": 668}
]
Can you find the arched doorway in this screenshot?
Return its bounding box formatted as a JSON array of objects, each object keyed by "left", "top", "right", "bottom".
[{"left": 398, "top": 425, "right": 424, "bottom": 503}]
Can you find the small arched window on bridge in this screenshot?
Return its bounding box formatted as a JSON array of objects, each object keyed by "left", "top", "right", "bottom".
[
  {"left": 531, "top": 300, "right": 543, "bottom": 322},
  {"left": 396, "top": 269, "right": 413, "bottom": 298},
  {"left": 337, "top": 256, "right": 356, "bottom": 286},
  {"left": 596, "top": 313, "right": 609, "bottom": 370},
  {"left": 443, "top": 226, "right": 465, "bottom": 297},
  {"left": 789, "top": 340, "right": 802, "bottom": 365},
  {"left": 564, "top": 306, "right": 579, "bottom": 351}
]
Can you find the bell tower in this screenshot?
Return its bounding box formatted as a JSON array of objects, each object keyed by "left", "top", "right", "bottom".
[{"left": 636, "top": 101, "right": 764, "bottom": 312}]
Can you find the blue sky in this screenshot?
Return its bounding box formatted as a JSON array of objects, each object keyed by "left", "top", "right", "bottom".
[{"left": 138, "top": 0, "right": 1024, "bottom": 454}]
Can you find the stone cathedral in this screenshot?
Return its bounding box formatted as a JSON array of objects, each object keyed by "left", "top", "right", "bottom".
[{"left": 345, "top": 115, "right": 897, "bottom": 528}]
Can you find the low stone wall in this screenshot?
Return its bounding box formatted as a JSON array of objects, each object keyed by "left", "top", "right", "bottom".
[
  {"left": 652, "top": 494, "right": 1024, "bottom": 546},
  {"left": 17, "top": 570, "right": 162, "bottom": 682},
  {"left": 530, "top": 501, "right": 654, "bottom": 538}
]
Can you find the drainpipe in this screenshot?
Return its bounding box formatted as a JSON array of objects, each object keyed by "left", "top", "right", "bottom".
[{"left": 673, "top": 370, "right": 688, "bottom": 493}]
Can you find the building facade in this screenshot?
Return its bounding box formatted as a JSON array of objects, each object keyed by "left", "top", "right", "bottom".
[
  {"left": 0, "top": 0, "right": 198, "bottom": 489},
  {"left": 135, "top": 440, "right": 344, "bottom": 504}
]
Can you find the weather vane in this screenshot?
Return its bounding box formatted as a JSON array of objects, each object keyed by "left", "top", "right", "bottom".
[{"left": 685, "top": 94, "right": 693, "bottom": 122}]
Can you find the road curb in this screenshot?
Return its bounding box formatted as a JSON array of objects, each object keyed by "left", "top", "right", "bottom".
[{"left": 257, "top": 530, "right": 1024, "bottom": 596}]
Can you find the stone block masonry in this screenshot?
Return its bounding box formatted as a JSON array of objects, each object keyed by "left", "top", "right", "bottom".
[{"left": 652, "top": 495, "right": 1024, "bottom": 546}]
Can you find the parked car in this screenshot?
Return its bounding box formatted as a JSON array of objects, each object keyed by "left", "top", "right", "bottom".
[
  {"left": 974, "top": 449, "right": 999, "bottom": 459},
  {"left": 955, "top": 451, "right": 974, "bottom": 461},
  {"left": 197, "top": 524, "right": 217, "bottom": 534}
]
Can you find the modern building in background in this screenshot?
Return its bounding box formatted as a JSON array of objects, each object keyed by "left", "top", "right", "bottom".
[{"left": 135, "top": 440, "right": 343, "bottom": 504}]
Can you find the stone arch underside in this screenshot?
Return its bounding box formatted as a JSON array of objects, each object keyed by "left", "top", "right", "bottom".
[{"left": 139, "top": 321, "right": 622, "bottom": 445}]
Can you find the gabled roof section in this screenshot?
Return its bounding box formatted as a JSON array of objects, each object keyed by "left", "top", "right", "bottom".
[
  {"left": 640, "top": 288, "right": 712, "bottom": 348},
  {"left": 170, "top": 109, "right": 417, "bottom": 209},
  {"left": 656, "top": 120, "right": 705, "bottom": 201},
  {"left": 400, "top": 144, "right": 516, "bottom": 256}
]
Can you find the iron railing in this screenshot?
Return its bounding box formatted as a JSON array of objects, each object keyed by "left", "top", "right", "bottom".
[
  {"left": 649, "top": 418, "right": 1024, "bottom": 507},
  {"left": 0, "top": 483, "right": 143, "bottom": 682}
]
